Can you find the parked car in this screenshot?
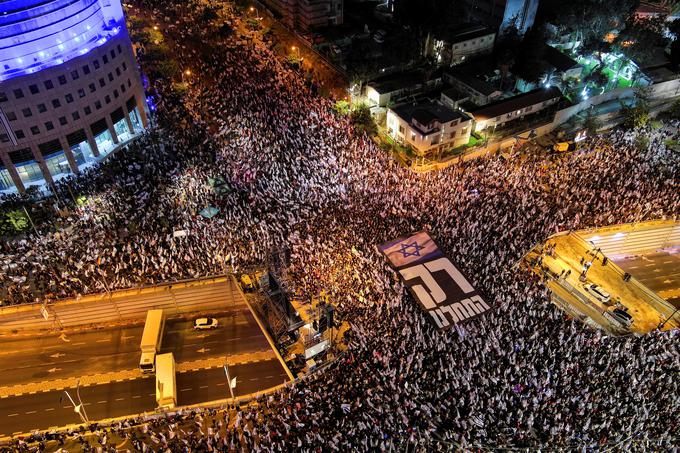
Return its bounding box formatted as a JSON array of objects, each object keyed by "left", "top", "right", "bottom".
[
  {"left": 604, "top": 308, "right": 634, "bottom": 329},
  {"left": 583, "top": 283, "right": 611, "bottom": 304},
  {"left": 194, "top": 317, "right": 219, "bottom": 330},
  {"left": 553, "top": 141, "right": 576, "bottom": 152}
]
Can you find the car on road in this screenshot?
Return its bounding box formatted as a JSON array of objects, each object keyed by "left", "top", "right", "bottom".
[
  {"left": 583, "top": 283, "right": 611, "bottom": 304},
  {"left": 193, "top": 317, "right": 219, "bottom": 330},
  {"left": 604, "top": 308, "right": 634, "bottom": 329}
]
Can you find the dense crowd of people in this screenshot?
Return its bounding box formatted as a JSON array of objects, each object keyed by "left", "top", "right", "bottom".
[{"left": 2, "top": 0, "right": 680, "bottom": 450}]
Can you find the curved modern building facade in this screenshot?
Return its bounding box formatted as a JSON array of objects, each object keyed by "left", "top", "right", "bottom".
[{"left": 0, "top": 0, "right": 148, "bottom": 193}]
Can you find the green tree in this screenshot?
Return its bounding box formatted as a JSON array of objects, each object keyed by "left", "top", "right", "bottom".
[
  {"left": 666, "top": 98, "right": 680, "bottom": 119},
  {"left": 621, "top": 104, "right": 650, "bottom": 129},
  {"left": 582, "top": 109, "right": 602, "bottom": 136},
  {"left": 615, "top": 16, "right": 668, "bottom": 67},
  {"left": 512, "top": 26, "right": 548, "bottom": 84},
  {"left": 333, "top": 100, "right": 351, "bottom": 115},
  {"left": 350, "top": 103, "right": 377, "bottom": 136}
]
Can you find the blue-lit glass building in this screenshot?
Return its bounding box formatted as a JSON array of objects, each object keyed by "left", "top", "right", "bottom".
[{"left": 0, "top": 0, "right": 148, "bottom": 193}]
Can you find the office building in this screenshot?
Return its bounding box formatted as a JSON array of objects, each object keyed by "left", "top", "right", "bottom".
[
  {"left": 465, "top": 0, "right": 539, "bottom": 34},
  {"left": 0, "top": 0, "right": 148, "bottom": 193}
]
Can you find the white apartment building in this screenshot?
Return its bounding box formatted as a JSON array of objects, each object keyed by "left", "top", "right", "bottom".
[
  {"left": 427, "top": 25, "right": 496, "bottom": 66},
  {"left": 387, "top": 101, "right": 472, "bottom": 155}
]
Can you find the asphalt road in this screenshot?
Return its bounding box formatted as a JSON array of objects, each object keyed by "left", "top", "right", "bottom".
[
  {"left": 614, "top": 251, "right": 680, "bottom": 308},
  {"left": 0, "top": 307, "right": 269, "bottom": 388},
  {"left": 0, "top": 359, "right": 287, "bottom": 436}
]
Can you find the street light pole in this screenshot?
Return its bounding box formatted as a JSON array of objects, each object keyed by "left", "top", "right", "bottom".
[
  {"left": 223, "top": 363, "right": 235, "bottom": 400},
  {"left": 658, "top": 306, "right": 679, "bottom": 330},
  {"left": 76, "top": 379, "right": 90, "bottom": 423}
]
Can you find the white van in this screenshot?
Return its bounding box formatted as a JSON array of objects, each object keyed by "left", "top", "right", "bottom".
[{"left": 583, "top": 283, "right": 611, "bottom": 304}]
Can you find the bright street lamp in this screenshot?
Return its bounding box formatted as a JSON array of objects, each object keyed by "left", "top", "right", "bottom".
[
  {"left": 249, "top": 6, "right": 260, "bottom": 18},
  {"left": 181, "top": 69, "right": 191, "bottom": 83},
  {"left": 291, "top": 46, "right": 301, "bottom": 59}
]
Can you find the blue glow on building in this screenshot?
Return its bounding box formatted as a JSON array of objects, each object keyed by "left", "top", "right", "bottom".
[{"left": 0, "top": 0, "right": 126, "bottom": 81}]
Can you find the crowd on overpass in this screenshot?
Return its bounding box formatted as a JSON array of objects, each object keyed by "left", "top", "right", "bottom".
[{"left": 3, "top": 0, "right": 680, "bottom": 450}]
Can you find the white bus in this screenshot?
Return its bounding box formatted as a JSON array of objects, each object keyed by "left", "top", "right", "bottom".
[
  {"left": 139, "top": 309, "right": 165, "bottom": 373},
  {"left": 155, "top": 352, "right": 177, "bottom": 409}
]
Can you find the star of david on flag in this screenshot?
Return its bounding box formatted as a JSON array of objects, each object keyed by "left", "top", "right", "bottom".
[{"left": 379, "top": 231, "right": 441, "bottom": 268}]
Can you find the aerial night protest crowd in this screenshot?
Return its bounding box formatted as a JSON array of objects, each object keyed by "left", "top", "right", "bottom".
[{"left": 2, "top": 0, "right": 680, "bottom": 451}]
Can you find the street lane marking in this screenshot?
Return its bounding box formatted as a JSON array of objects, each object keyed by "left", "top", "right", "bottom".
[
  {"left": 265, "top": 375, "right": 274, "bottom": 379},
  {"left": 45, "top": 408, "right": 55, "bottom": 411},
  {"left": 72, "top": 342, "right": 86, "bottom": 346},
  {"left": 216, "top": 382, "right": 226, "bottom": 386},
  {"left": 180, "top": 388, "right": 192, "bottom": 392},
  {"left": 249, "top": 378, "right": 258, "bottom": 381},
  {"left": 132, "top": 395, "right": 141, "bottom": 399},
  {"left": 25, "top": 411, "right": 37, "bottom": 414},
  {"left": 97, "top": 400, "right": 107, "bottom": 404},
  {"left": 96, "top": 339, "right": 110, "bottom": 343},
  {"left": 115, "top": 397, "right": 125, "bottom": 401},
  {"left": 7, "top": 414, "right": 19, "bottom": 417}
]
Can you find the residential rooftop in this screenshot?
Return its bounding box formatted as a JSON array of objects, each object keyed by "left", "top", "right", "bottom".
[
  {"left": 367, "top": 69, "right": 441, "bottom": 93},
  {"left": 392, "top": 100, "right": 469, "bottom": 134},
  {"left": 446, "top": 64, "right": 501, "bottom": 96},
  {"left": 470, "top": 86, "right": 564, "bottom": 119},
  {"left": 434, "top": 23, "right": 495, "bottom": 44},
  {"left": 543, "top": 46, "right": 579, "bottom": 72}
]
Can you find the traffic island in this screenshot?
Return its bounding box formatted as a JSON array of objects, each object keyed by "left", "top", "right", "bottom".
[{"left": 523, "top": 222, "right": 679, "bottom": 334}]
